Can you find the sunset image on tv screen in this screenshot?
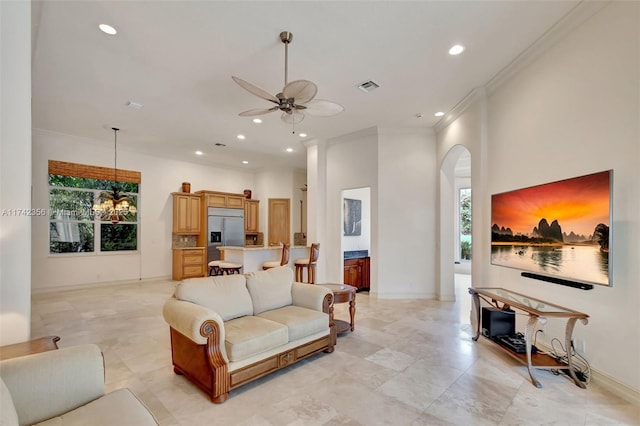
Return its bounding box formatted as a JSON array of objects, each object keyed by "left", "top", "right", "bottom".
[{"left": 491, "top": 170, "right": 611, "bottom": 286}]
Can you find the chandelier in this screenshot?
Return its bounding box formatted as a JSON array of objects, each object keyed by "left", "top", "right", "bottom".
[{"left": 92, "top": 128, "right": 137, "bottom": 224}]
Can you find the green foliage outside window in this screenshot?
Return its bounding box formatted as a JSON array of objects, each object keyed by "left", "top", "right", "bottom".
[
  {"left": 48, "top": 174, "right": 138, "bottom": 254},
  {"left": 460, "top": 188, "right": 472, "bottom": 260}
]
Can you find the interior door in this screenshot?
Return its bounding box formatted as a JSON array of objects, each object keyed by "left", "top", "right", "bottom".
[{"left": 268, "top": 198, "right": 290, "bottom": 246}]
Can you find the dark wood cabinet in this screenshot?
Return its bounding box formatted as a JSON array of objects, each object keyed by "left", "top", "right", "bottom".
[{"left": 343, "top": 257, "right": 370, "bottom": 290}]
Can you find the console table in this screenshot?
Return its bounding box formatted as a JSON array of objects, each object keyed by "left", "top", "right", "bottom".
[{"left": 468, "top": 287, "right": 589, "bottom": 389}]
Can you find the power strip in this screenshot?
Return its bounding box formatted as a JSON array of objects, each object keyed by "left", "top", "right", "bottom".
[{"left": 557, "top": 368, "right": 587, "bottom": 382}]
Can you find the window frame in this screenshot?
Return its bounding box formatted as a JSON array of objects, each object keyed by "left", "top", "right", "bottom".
[{"left": 47, "top": 160, "right": 141, "bottom": 257}]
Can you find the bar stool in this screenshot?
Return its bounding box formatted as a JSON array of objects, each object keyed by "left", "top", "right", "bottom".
[
  {"left": 262, "top": 243, "right": 290, "bottom": 270},
  {"left": 294, "top": 243, "right": 320, "bottom": 284},
  {"left": 219, "top": 262, "right": 242, "bottom": 275},
  {"left": 208, "top": 260, "right": 223, "bottom": 276}
]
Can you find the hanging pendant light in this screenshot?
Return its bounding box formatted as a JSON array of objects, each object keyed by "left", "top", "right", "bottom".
[{"left": 92, "top": 128, "right": 137, "bottom": 224}]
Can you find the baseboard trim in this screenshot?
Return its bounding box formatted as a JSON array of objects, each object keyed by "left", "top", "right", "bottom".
[
  {"left": 590, "top": 369, "right": 640, "bottom": 406},
  {"left": 31, "top": 275, "right": 172, "bottom": 294},
  {"left": 529, "top": 341, "right": 640, "bottom": 406},
  {"left": 369, "top": 291, "right": 435, "bottom": 300}
]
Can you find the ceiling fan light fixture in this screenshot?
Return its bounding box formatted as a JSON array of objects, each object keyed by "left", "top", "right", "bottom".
[{"left": 232, "top": 30, "right": 343, "bottom": 128}]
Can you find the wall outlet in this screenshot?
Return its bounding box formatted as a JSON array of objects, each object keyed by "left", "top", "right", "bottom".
[{"left": 575, "top": 339, "right": 586, "bottom": 354}]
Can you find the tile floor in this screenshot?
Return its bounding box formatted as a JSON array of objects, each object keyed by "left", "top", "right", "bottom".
[{"left": 30, "top": 275, "right": 639, "bottom": 425}]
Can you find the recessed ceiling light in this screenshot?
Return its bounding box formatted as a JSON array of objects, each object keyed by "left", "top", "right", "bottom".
[
  {"left": 252, "top": 118, "right": 262, "bottom": 124},
  {"left": 435, "top": 111, "right": 445, "bottom": 117},
  {"left": 448, "top": 44, "right": 465, "bottom": 55},
  {"left": 242, "top": 160, "right": 249, "bottom": 164},
  {"left": 195, "top": 151, "right": 203, "bottom": 156},
  {"left": 99, "top": 24, "right": 117, "bottom": 35},
  {"left": 237, "top": 134, "right": 245, "bottom": 140},
  {"left": 299, "top": 133, "right": 307, "bottom": 138},
  {"left": 286, "top": 148, "right": 294, "bottom": 153}
]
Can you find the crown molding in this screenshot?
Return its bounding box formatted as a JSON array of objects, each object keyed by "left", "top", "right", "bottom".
[{"left": 434, "top": 1, "right": 610, "bottom": 135}]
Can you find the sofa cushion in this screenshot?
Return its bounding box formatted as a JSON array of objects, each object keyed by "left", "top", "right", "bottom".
[
  {"left": 0, "top": 377, "right": 18, "bottom": 426},
  {"left": 33, "top": 388, "right": 158, "bottom": 426},
  {"left": 258, "top": 306, "right": 329, "bottom": 342},
  {"left": 224, "top": 316, "right": 288, "bottom": 362},
  {"left": 245, "top": 266, "right": 293, "bottom": 315},
  {"left": 175, "top": 274, "right": 253, "bottom": 321}
]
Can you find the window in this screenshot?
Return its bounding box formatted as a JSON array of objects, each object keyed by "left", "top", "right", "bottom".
[
  {"left": 459, "top": 188, "right": 472, "bottom": 260},
  {"left": 48, "top": 161, "right": 140, "bottom": 255}
]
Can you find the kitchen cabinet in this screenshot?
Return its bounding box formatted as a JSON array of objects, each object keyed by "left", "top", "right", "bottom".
[
  {"left": 244, "top": 199, "right": 259, "bottom": 233},
  {"left": 205, "top": 193, "right": 244, "bottom": 208},
  {"left": 172, "top": 193, "right": 201, "bottom": 234},
  {"left": 172, "top": 248, "right": 206, "bottom": 280},
  {"left": 343, "top": 257, "right": 370, "bottom": 290}
]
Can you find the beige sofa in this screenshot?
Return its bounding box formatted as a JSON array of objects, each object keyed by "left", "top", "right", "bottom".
[
  {"left": 0, "top": 344, "right": 157, "bottom": 426},
  {"left": 163, "top": 266, "right": 336, "bottom": 403}
]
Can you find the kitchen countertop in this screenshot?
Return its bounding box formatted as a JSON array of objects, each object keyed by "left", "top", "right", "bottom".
[{"left": 219, "top": 245, "right": 309, "bottom": 251}]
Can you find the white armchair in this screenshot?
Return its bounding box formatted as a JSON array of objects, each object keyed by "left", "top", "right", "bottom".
[{"left": 0, "top": 344, "right": 157, "bottom": 426}]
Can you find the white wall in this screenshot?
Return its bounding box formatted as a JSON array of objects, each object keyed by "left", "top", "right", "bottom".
[
  {"left": 438, "top": 2, "right": 640, "bottom": 393},
  {"left": 32, "top": 129, "right": 255, "bottom": 290},
  {"left": 0, "top": 1, "right": 32, "bottom": 344},
  {"left": 377, "top": 128, "right": 437, "bottom": 298},
  {"left": 325, "top": 128, "right": 378, "bottom": 288},
  {"left": 321, "top": 127, "right": 437, "bottom": 298}
]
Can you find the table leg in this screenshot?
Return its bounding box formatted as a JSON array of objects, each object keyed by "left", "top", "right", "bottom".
[
  {"left": 525, "top": 315, "right": 542, "bottom": 388},
  {"left": 348, "top": 296, "right": 356, "bottom": 332},
  {"left": 470, "top": 290, "right": 481, "bottom": 341},
  {"left": 564, "top": 317, "right": 588, "bottom": 389}
]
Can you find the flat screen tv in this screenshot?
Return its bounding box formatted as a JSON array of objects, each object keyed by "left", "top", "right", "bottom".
[{"left": 491, "top": 170, "right": 612, "bottom": 287}]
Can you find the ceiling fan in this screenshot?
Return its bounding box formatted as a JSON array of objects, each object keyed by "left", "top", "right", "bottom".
[{"left": 232, "top": 31, "right": 344, "bottom": 125}]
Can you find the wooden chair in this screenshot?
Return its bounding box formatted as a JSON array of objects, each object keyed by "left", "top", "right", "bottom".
[
  {"left": 294, "top": 243, "right": 320, "bottom": 284},
  {"left": 262, "top": 243, "right": 290, "bottom": 270}
]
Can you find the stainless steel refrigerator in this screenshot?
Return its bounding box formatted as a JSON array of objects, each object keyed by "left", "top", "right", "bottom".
[{"left": 207, "top": 207, "right": 245, "bottom": 263}]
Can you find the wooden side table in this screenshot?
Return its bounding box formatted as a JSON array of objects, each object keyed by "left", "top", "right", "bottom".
[
  {"left": 318, "top": 284, "right": 357, "bottom": 334},
  {"left": 0, "top": 336, "right": 60, "bottom": 361}
]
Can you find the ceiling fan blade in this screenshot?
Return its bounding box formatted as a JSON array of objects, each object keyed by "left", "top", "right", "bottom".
[
  {"left": 302, "top": 99, "right": 344, "bottom": 117},
  {"left": 232, "top": 76, "right": 279, "bottom": 104},
  {"left": 281, "top": 110, "right": 305, "bottom": 124},
  {"left": 239, "top": 107, "right": 279, "bottom": 117},
  {"left": 282, "top": 80, "right": 317, "bottom": 104}
]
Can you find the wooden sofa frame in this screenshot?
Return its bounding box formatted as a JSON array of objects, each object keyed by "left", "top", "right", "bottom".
[{"left": 169, "top": 292, "right": 336, "bottom": 403}]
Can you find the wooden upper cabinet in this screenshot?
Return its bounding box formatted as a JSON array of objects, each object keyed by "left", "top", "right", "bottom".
[
  {"left": 204, "top": 192, "right": 245, "bottom": 208},
  {"left": 172, "top": 193, "right": 201, "bottom": 234},
  {"left": 245, "top": 200, "right": 259, "bottom": 233}
]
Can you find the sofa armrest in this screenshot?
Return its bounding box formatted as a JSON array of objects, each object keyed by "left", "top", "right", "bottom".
[
  {"left": 0, "top": 344, "right": 104, "bottom": 426},
  {"left": 163, "top": 298, "right": 228, "bottom": 363},
  {"left": 291, "top": 282, "right": 332, "bottom": 312}
]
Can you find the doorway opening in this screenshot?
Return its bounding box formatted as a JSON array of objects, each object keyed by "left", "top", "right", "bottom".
[{"left": 439, "top": 146, "right": 472, "bottom": 301}]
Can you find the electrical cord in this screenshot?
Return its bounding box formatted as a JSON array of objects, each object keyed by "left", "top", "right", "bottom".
[{"left": 549, "top": 338, "right": 591, "bottom": 384}]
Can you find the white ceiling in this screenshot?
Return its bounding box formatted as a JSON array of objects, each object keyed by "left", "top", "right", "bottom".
[{"left": 31, "top": 1, "right": 579, "bottom": 171}]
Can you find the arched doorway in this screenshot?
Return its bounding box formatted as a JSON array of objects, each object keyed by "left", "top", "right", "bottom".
[{"left": 439, "top": 145, "right": 472, "bottom": 301}]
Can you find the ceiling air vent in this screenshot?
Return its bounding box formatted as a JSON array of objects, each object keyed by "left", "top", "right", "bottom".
[
  {"left": 215, "top": 143, "right": 226, "bottom": 147},
  {"left": 357, "top": 80, "right": 380, "bottom": 93}
]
